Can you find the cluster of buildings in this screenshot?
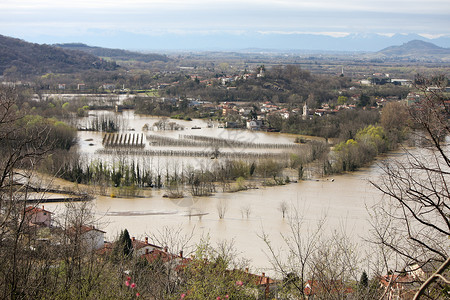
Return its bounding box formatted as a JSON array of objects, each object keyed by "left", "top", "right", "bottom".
[
  {"left": 217, "top": 100, "right": 346, "bottom": 130},
  {"left": 23, "top": 204, "right": 277, "bottom": 297},
  {"left": 24, "top": 205, "right": 106, "bottom": 251},
  {"left": 23, "top": 204, "right": 442, "bottom": 299},
  {"left": 359, "top": 73, "right": 413, "bottom": 87}
]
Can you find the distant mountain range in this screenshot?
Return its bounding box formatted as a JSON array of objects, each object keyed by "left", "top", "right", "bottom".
[
  {"left": 54, "top": 43, "right": 169, "bottom": 63},
  {"left": 1, "top": 34, "right": 449, "bottom": 78},
  {"left": 0, "top": 35, "right": 117, "bottom": 77},
  {"left": 19, "top": 31, "right": 450, "bottom": 52}
]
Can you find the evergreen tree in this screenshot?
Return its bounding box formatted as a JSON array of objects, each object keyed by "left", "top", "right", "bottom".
[
  {"left": 113, "top": 229, "right": 133, "bottom": 260},
  {"left": 359, "top": 270, "right": 368, "bottom": 288}
]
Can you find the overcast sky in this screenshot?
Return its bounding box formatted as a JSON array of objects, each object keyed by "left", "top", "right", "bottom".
[{"left": 1, "top": 0, "right": 449, "bottom": 46}]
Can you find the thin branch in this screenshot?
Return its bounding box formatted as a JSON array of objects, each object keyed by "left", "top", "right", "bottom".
[{"left": 413, "top": 257, "right": 450, "bottom": 300}]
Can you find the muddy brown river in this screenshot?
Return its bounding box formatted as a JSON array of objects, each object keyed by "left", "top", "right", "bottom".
[{"left": 45, "top": 110, "right": 390, "bottom": 276}]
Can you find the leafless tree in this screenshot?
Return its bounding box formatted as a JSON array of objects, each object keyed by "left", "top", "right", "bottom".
[
  {"left": 0, "top": 86, "right": 122, "bottom": 299},
  {"left": 0, "top": 86, "right": 59, "bottom": 299},
  {"left": 217, "top": 199, "right": 228, "bottom": 219},
  {"left": 278, "top": 200, "right": 288, "bottom": 218},
  {"left": 261, "top": 209, "right": 325, "bottom": 299},
  {"left": 264, "top": 209, "right": 382, "bottom": 299},
  {"left": 240, "top": 205, "right": 251, "bottom": 219},
  {"left": 308, "top": 229, "right": 362, "bottom": 300},
  {"left": 142, "top": 226, "right": 195, "bottom": 299},
  {"left": 370, "top": 75, "right": 449, "bottom": 299}
]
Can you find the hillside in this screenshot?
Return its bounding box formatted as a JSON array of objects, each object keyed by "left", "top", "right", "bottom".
[
  {"left": 0, "top": 35, "right": 118, "bottom": 78},
  {"left": 55, "top": 43, "right": 169, "bottom": 63},
  {"left": 376, "top": 40, "right": 450, "bottom": 60}
]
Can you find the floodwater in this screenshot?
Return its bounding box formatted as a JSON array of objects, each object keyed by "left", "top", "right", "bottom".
[
  {"left": 44, "top": 164, "right": 384, "bottom": 276},
  {"left": 45, "top": 110, "right": 388, "bottom": 276},
  {"left": 74, "top": 110, "right": 306, "bottom": 175},
  {"left": 76, "top": 110, "right": 296, "bottom": 152}
]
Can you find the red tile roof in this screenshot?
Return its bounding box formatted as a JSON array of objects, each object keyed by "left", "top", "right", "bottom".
[
  {"left": 24, "top": 206, "right": 52, "bottom": 214},
  {"left": 132, "top": 238, "right": 161, "bottom": 250},
  {"left": 304, "top": 280, "right": 354, "bottom": 296},
  {"left": 96, "top": 242, "right": 114, "bottom": 256},
  {"left": 141, "top": 249, "right": 179, "bottom": 264},
  {"left": 67, "top": 225, "right": 106, "bottom": 235}
]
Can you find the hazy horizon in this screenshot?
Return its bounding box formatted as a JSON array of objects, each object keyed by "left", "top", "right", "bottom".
[{"left": 1, "top": 0, "right": 450, "bottom": 51}]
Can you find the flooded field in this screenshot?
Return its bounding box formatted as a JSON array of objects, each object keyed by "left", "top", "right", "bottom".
[
  {"left": 44, "top": 165, "right": 383, "bottom": 275},
  {"left": 73, "top": 110, "right": 308, "bottom": 175},
  {"left": 43, "top": 109, "right": 388, "bottom": 275}
]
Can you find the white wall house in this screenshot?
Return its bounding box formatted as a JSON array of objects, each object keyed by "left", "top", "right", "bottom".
[
  {"left": 69, "top": 225, "right": 106, "bottom": 251},
  {"left": 24, "top": 205, "right": 52, "bottom": 227}
]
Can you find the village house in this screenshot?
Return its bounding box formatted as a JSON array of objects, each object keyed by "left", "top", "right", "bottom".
[
  {"left": 378, "top": 274, "right": 418, "bottom": 300},
  {"left": 405, "top": 260, "right": 440, "bottom": 282},
  {"left": 131, "top": 236, "right": 162, "bottom": 256},
  {"left": 24, "top": 205, "right": 52, "bottom": 227},
  {"left": 377, "top": 260, "right": 443, "bottom": 300},
  {"left": 101, "top": 83, "right": 115, "bottom": 90},
  {"left": 68, "top": 225, "right": 106, "bottom": 251},
  {"left": 157, "top": 83, "right": 171, "bottom": 89},
  {"left": 246, "top": 119, "right": 263, "bottom": 130},
  {"left": 405, "top": 93, "right": 421, "bottom": 106},
  {"left": 229, "top": 269, "right": 277, "bottom": 298},
  {"left": 141, "top": 246, "right": 190, "bottom": 280},
  {"left": 141, "top": 247, "right": 185, "bottom": 264},
  {"left": 261, "top": 102, "right": 279, "bottom": 114},
  {"left": 248, "top": 271, "right": 276, "bottom": 298},
  {"left": 313, "top": 108, "right": 337, "bottom": 117},
  {"left": 221, "top": 77, "right": 234, "bottom": 85},
  {"left": 280, "top": 109, "right": 290, "bottom": 119},
  {"left": 238, "top": 107, "right": 252, "bottom": 116},
  {"left": 391, "top": 79, "right": 413, "bottom": 87},
  {"left": 234, "top": 74, "right": 252, "bottom": 81},
  {"left": 304, "top": 280, "right": 354, "bottom": 299},
  {"left": 291, "top": 108, "right": 301, "bottom": 114},
  {"left": 222, "top": 107, "right": 237, "bottom": 116},
  {"left": 221, "top": 102, "right": 237, "bottom": 116},
  {"left": 360, "top": 79, "right": 372, "bottom": 86}
]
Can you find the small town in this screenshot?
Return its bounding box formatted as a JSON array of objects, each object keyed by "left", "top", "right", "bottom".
[{"left": 0, "top": 0, "right": 449, "bottom": 299}]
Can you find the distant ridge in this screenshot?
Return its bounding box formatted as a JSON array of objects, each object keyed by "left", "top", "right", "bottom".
[
  {"left": 376, "top": 40, "right": 450, "bottom": 60},
  {"left": 55, "top": 43, "right": 169, "bottom": 63},
  {"left": 0, "top": 35, "right": 117, "bottom": 77}
]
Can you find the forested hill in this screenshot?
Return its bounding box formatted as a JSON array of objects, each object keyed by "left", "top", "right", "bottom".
[
  {"left": 0, "top": 35, "right": 118, "bottom": 78},
  {"left": 55, "top": 43, "right": 169, "bottom": 63},
  {"left": 376, "top": 40, "right": 450, "bottom": 60}
]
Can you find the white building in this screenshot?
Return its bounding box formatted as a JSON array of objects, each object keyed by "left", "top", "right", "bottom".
[
  {"left": 131, "top": 236, "right": 163, "bottom": 256},
  {"left": 68, "top": 225, "right": 106, "bottom": 251},
  {"left": 246, "top": 119, "right": 263, "bottom": 130}
]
